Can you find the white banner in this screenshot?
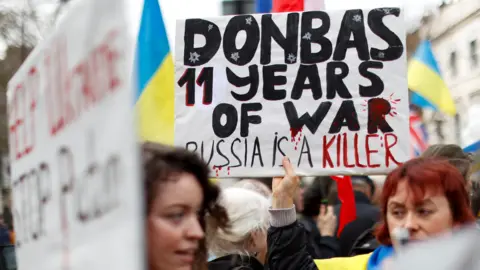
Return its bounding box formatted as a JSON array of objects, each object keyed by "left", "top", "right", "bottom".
[
  {"left": 175, "top": 8, "right": 409, "bottom": 177},
  {"left": 7, "top": 0, "right": 143, "bottom": 270}
]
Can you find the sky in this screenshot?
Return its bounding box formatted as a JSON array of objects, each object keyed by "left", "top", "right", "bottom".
[{"left": 26, "top": 0, "right": 444, "bottom": 54}]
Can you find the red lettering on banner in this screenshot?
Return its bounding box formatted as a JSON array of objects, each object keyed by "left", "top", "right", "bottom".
[
  {"left": 8, "top": 29, "right": 121, "bottom": 161},
  {"left": 322, "top": 135, "right": 335, "bottom": 168},
  {"left": 321, "top": 133, "right": 400, "bottom": 169},
  {"left": 353, "top": 133, "right": 366, "bottom": 168},
  {"left": 385, "top": 133, "right": 402, "bottom": 167},
  {"left": 46, "top": 30, "right": 121, "bottom": 137},
  {"left": 343, "top": 133, "right": 355, "bottom": 168},
  {"left": 8, "top": 66, "right": 40, "bottom": 161},
  {"left": 365, "top": 134, "right": 380, "bottom": 168}
]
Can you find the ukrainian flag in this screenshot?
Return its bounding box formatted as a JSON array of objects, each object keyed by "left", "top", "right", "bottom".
[
  {"left": 135, "top": 0, "right": 218, "bottom": 184},
  {"left": 408, "top": 40, "right": 456, "bottom": 116},
  {"left": 135, "top": 0, "right": 174, "bottom": 145}
]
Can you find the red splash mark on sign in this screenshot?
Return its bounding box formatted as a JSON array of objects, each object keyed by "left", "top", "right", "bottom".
[
  {"left": 212, "top": 165, "right": 223, "bottom": 177},
  {"left": 386, "top": 93, "right": 400, "bottom": 117},
  {"left": 227, "top": 166, "right": 231, "bottom": 176},
  {"left": 290, "top": 127, "right": 303, "bottom": 150},
  {"left": 369, "top": 98, "right": 390, "bottom": 118},
  {"left": 361, "top": 93, "right": 400, "bottom": 117},
  {"left": 290, "top": 127, "right": 302, "bottom": 141}
]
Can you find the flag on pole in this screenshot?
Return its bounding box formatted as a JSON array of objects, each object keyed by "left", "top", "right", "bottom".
[
  {"left": 408, "top": 40, "right": 456, "bottom": 116},
  {"left": 135, "top": 0, "right": 174, "bottom": 145},
  {"left": 409, "top": 109, "right": 429, "bottom": 157}
]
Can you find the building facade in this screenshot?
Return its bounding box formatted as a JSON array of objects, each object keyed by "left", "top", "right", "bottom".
[{"left": 416, "top": 0, "right": 480, "bottom": 147}]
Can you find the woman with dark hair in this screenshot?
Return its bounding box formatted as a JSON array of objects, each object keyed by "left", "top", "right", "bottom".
[
  {"left": 266, "top": 158, "right": 476, "bottom": 270},
  {"left": 142, "top": 142, "right": 229, "bottom": 270}
]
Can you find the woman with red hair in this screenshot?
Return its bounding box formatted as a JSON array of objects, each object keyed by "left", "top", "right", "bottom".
[{"left": 266, "top": 157, "right": 477, "bottom": 270}]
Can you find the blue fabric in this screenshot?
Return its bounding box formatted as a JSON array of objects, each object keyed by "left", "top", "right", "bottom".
[
  {"left": 367, "top": 245, "right": 394, "bottom": 270},
  {"left": 256, "top": 0, "right": 272, "bottom": 13},
  {"left": 136, "top": 0, "right": 170, "bottom": 101},
  {"left": 464, "top": 141, "right": 480, "bottom": 153},
  {"left": 0, "top": 227, "right": 10, "bottom": 245},
  {"left": 413, "top": 40, "right": 442, "bottom": 76},
  {"left": 410, "top": 91, "right": 437, "bottom": 110}
]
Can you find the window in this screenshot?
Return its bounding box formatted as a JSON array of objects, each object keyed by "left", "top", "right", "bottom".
[
  {"left": 449, "top": 50, "right": 457, "bottom": 76},
  {"left": 470, "top": 40, "right": 478, "bottom": 67}
]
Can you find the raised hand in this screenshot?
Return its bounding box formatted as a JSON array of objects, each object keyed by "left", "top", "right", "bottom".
[
  {"left": 272, "top": 157, "right": 300, "bottom": 209},
  {"left": 317, "top": 205, "right": 337, "bottom": 237}
]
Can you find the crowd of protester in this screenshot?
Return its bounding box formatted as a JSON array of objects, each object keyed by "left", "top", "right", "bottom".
[
  {"left": 140, "top": 142, "right": 480, "bottom": 270},
  {"left": 1, "top": 142, "right": 478, "bottom": 270}
]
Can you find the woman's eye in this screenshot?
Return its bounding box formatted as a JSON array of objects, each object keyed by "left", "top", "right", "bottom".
[
  {"left": 167, "top": 212, "right": 185, "bottom": 222},
  {"left": 391, "top": 209, "right": 405, "bottom": 217},
  {"left": 417, "top": 208, "right": 433, "bottom": 217}
]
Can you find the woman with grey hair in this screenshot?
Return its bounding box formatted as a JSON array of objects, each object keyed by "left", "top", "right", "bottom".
[
  {"left": 207, "top": 187, "right": 270, "bottom": 270},
  {"left": 234, "top": 179, "right": 272, "bottom": 198}
]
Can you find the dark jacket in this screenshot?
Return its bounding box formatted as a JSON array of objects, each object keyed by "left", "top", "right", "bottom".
[
  {"left": 334, "top": 191, "right": 380, "bottom": 256},
  {"left": 0, "top": 227, "right": 10, "bottom": 246},
  {"left": 267, "top": 221, "right": 318, "bottom": 270},
  {"left": 298, "top": 216, "right": 340, "bottom": 258},
  {"left": 349, "top": 227, "right": 380, "bottom": 256},
  {"left": 208, "top": 254, "right": 264, "bottom": 270}
]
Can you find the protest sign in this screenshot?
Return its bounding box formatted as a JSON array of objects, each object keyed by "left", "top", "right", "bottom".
[
  {"left": 175, "top": 8, "right": 409, "bottom": 177},
  {"left": 7, "top": 0, "right": 143, "bottom": 270}
]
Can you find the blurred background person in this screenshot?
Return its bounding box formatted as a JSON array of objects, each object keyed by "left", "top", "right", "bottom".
[
  {"left": 421, "top": 144, "right": 476, "bottom": 214},
  {"left": 142, "top": 143, "right": 229, "bottom": 270},
  {"left": 207, "top": 187, "right": 269, "bottom": 270},
  {"left": 295, "top": 178, "right": 306, "bottom": 215},
  {"left": 299, "top": 176, "right": 340, "bottom": 258},
  {"left": 0, "top": 217, "right": 10, "bottom": 246},
  {"left": 328, "top": 175, "right": 380, "bottom": 256},
  {"left": 422, "top": 144, "right": 473, "bottom": 182}
]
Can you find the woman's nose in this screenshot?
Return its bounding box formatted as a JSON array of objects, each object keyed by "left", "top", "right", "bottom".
[
  {"left": 186, "top": 217, "right": 204, "bottom": 240},
  {"left": 404, "top": 212, "right": 419, "bottom": 230}
]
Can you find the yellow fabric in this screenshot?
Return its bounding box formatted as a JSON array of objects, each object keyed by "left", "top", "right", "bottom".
[
  {"left": 314, "top": 253, "right": 371, "bottom": 270},
  {"left": 137, "top": 54, "right": 175, "bottom": 145},
  {"left": 408, "top": 59, "right": 456, "bottom": 116}
]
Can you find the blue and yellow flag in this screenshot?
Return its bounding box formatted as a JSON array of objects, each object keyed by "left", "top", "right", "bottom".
[
  {"left": 408, "top": 40, "right": 456, "bottom": 116},
  {"left": 136, "top": 0, "right": 174, "bottom": 145}
]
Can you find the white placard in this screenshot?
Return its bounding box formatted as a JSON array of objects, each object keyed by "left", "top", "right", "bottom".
[
  {"left": 7, "top": 0, "right": 143, "bottom": 270},
  {"left": 175, "top": 8, "right": 409, "bottom": 177}
]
